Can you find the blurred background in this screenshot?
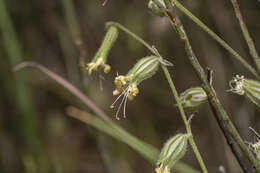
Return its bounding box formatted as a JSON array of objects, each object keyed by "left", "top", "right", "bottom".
[{"left": 0, "top": 0, "right": 260, "bottom": 173}]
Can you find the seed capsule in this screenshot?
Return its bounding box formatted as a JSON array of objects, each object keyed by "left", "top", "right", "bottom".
[
  {"left": 229, "top": 75, "right": 260, "bottom": 107},
  {"left": 180, "top": 87, "right": 208, "bottom": 111},
  {"left": 148, "top": 0, "right": 166, "bottom": 17},
  {"left": 157, "top": 133, "right": 190, "bottom": 171},
  {"left": 111, "top": 56, "right": 160, "bottom": 120},
  {"left": 86, "top": 26, "right": 118, "bottom": 75}
]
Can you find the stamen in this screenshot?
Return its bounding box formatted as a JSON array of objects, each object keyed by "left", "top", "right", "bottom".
[
  {"left": 110, "top": 86, "right": 131, "bottom": 120},
  {"left": 123, "top": 91, "right": 128, "bottom": 118},
  {"left": 115, "top": 89, "right": 129, "bottom": 120},
  {"left": 227, "top": 76, "right": 245, "bottom": 95},
  {"left": 98, "top": 73, "right": 105, "bottom": 91},
  {"left": 110, "top": 87, "right": 128, "bottom": 108},
  {"left": 227, "top": 79, "right": 236, "bottom": 92}
]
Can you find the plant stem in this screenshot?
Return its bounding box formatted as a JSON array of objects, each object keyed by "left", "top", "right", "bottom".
[
  {"left": 169, "top": 0, "right": 260, "bottom": 79},
  {"left": 107, "top": 21, "right": 209, "bottom": 173},
  {"left": 229, "top": 0, "right": 260, "bottom": 74},
  {"left": 162, "top": 67, "right": 208, "bottom": 173},
  {"left": 162, "top": 2, "right": 260, "bottom": 172},
  {"left": 106, "top": 22, "right": 155, "bottom": 54}
]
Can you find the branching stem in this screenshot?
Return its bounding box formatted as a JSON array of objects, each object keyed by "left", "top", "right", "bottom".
[
  {"left": 162, "top": 1, "right": 260, "bottom": 172},
  {"left": 170, "top": 0, "right": 260, "bottom": 79},
  {"left": 107, "top": 21, "right": 208, "bottom": 173}
]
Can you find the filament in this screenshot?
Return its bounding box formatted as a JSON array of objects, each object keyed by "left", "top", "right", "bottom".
[
  {"left": 110, "top": 86, "right": 130, "bottom": 120},
  {"left": 110, "top": 86, "right": 129, "bottom": 108},
  {"left": 115, "top": 90, "right": 129, "bottom": 120}
]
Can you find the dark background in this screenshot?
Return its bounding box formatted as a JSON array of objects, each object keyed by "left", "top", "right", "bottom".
[{"left": 0, "top": 0, "right": 260, "bottom": 173}]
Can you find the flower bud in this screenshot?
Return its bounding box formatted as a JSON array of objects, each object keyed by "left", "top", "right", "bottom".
[
  {"left": 180, "top": 87, "right": 207, "bottom": 111},
  {"left": 229, "top": 75, "right": 260, "bottom": 107},
  {"left": 148, "top": 0, "right": 166, "bottom": 17},
  {"left": 86, "top": 26, "right": 118, "bottom": 75},
  {"left": 157, "top": 133, "right": 190, "bottom": 171},
  {"left": 111, "top": 56, "right": 160, "bottom": 120}
]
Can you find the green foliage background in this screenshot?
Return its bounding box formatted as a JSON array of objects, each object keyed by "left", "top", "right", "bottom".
[{"left": 0, "top": 0, "right": 260, "bottom": 173}]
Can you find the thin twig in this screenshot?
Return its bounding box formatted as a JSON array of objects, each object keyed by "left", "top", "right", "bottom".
[
  {"left": 13, "top": 62, "right": 114, "bottom": 125},
  {"left": 170, "top": 0, "right": 260, "bottom": 79},
  {"left": 229, "top": 0, "right": 260, "bottom": 74},
  {"left": 162, "top": 1, "right": 260, "bottom": 171},
  {"left": 106, "top": 22, "right": 155, "bottom": 54}
]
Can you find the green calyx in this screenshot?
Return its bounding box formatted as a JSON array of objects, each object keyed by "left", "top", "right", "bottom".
[
  {"left": 180, "top": 87, "right": 208, "bottom": 111},
  {"left": 111, "top": 56, "right": 160, "bottom": 120},
  {"left": 157, "top": 133, "right": 190, "bottom": 171},
  {"left": 113, "top": 56, "right": 160, "bottom": 99},
  {"left": 126, "top": 56, "right": 160, "bottom": 84}
]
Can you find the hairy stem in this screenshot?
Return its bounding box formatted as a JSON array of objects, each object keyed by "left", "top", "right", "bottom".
[
  {"left": 229, "top": 0, "right": 260, "bottom": 74},
  {"left": 170, "top": 0, "right": 260, "bottom": 79},
  {"left": 162, "top": 1, "right": 260, "bottom": 172},
  {"left": 107, "top": 21, "right": 208, "bottom": 173}
]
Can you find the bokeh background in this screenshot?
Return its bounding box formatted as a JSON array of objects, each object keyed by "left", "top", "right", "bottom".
[{"left": 0, "top": 0, "right": 260, "bottom": 173}]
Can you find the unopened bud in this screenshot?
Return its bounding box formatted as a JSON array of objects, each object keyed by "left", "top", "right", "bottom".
[
  {"left": 180, "top": 87, "right": 207, "bottom": 111},
  {"left": 157, "top": 133, "right": 190, "bottom": 171},
  {"left": 229, "top": 75, "right": 260, "bottom": 107}
]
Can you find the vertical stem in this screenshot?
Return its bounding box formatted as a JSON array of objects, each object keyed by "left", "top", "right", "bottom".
[
  {"left": 106, "top": 21, "right": 208, "bottom": 173},
  {"left": 162, "top": 66, "right": 208, "bottom": 173},
  {"left": 163, "top": 1, "right": 260, "bottom": 172},
  {"left": 229, "top": 0, "right": 260, "bottom": 73},
  {"left": 170, "top": 0, "right": 260, "bottom": 79}
]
